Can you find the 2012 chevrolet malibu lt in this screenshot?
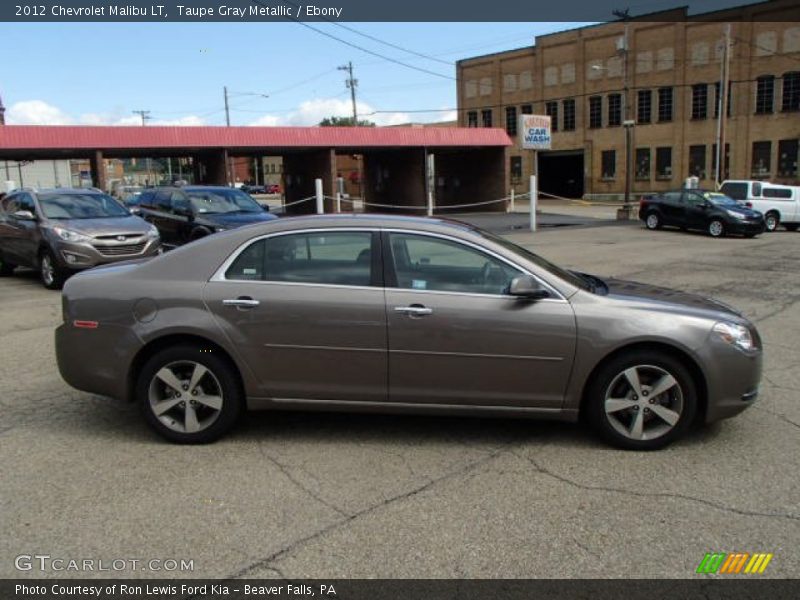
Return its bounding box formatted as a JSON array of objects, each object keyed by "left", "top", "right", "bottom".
[{"left": 55, "top": 215, "right": 762, "bottom": 450}]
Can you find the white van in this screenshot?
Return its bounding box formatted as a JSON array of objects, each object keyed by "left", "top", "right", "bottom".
[{"left": 720, "top": 180, "right": 800, "bottom": 232}]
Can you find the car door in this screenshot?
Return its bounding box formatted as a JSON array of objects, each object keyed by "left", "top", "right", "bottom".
[
  {"left": 1, "top": 193, "right": 40, "bottom": 266},
  {"left": 204, "top": 229, "right": 387, "bottom": 402},
  {"left": 683, "top": 191, "right": 709, "bottom": 230},
  {"left": 659, "top": 191, "right": 685, "bottom": 227},
  {"left": 383, "top": 231, "right": 576, "bottom": 409}
]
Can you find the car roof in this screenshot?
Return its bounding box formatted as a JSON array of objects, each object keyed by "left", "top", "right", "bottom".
[
  {"left": 261, "top": 213, "right": 477, "bottom": 233},
  {"left": 35, "top": 188, "right": 105, "bottom": 195}
]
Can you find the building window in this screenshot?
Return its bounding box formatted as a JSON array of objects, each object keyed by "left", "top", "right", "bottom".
[
  {"left": 521, "top": 104, "right": 533, "bottom": 115},
  {"left": 637, "top": 90, "right": 652, "bottom": 124},
  {"left": 601, "top": 150, "right": 616, "bottom": 179},
  {"left": 656, "top": 147, "right": 672, "bottom": 179},
  {"left": 608, "top": 93, "right": 622, "bottom": 127},
  {"left": 505, "top": 106, "right": 518, "bottom": 135},
  {"left": 589, "top": 96, "right": 602, "bottom": 128},
  {"left": 777, "top": 139, "right": 798, "bottom": 177},
  {"left": 689, "top": 145, "right": 707, "bottom": 179},
  {"left": 546, "top": 101, "right": 559, "bottom": 132},
  {"left": 467, "top": 111, "right": 478, "bottom": 127},
  {"left": 691, "top": 84, "right": 708, "bottom": 120},
  {"left": 510, "top": 156, "right": 523, "bottom": 180},
  {"left": 751, "top": 141, "right": 772, "bottom": 178},
  {"left": 782, "top": 72, "right": 800, "bottom": 112},
  {"left": 481, "top": 109, "right": 493, "bottom": 127},
  {"left": 714, "top": 81, "right": 732, "bottom": 118},
  {"left": 635, "top": 148, "right": 651, "bottom": 180},
  {"left": 711, "top": 143, "right": 730, "bottom": 181},
  {"left": 755, "top": 75, "right": 774, "bottom": 114},
  {"left": 658, "top": 87, "right": 673, "bottom": 122},
  {"left": 563, "top": 99, "right": 576, "bottom": 131}
]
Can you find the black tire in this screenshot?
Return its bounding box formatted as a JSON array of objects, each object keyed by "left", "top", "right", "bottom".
[
  {"left": 585, "top": 350, "right": 697, "bottom": 450},
  {"left": 644, "top": 211, "right": 662, "bottom": 230},
  {"left": 764, "top": 211, "right": 780, "bottom": 232},
  {"left": 39, "top": 248, "right": 68, "bottom": 290},
  {"left": 708, "top": 219, "right": 725, "bottom": 238},
  {"left": 785, "top": 224, "right": 798, "bottom": 232},
  {"left": 137, "top": 344, "right": 243, "bottom": 443},
  {"left": 0, "top": 252, "right": 16, "bottom": 276}
]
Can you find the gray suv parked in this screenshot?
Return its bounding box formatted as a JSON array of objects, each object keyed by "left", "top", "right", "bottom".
[{"left": 0, "top": 188, "right": 161, "bottom": 289}]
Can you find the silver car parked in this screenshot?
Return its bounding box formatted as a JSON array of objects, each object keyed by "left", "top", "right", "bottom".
[
  {"left": 55, "top": 215, "right": 762, "bottom": 449},
  {"left": 0, "top": 188, "right": 161, "bottom": 289}
]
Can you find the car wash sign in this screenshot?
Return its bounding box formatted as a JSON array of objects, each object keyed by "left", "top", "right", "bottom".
[{"left": 520, "top": 114, "right": 552, "bottom": 150}]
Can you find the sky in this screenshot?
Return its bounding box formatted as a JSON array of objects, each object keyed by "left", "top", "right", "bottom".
[{"left": 0, "top": 22, "right": 582, "bottom": 127}]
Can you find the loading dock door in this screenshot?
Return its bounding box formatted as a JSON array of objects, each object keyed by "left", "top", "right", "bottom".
[{"left": 538, "top": 150, "right": 584, "bottom": 199}]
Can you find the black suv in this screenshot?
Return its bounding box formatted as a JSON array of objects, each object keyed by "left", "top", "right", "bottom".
[
  {"left": 137, "top": 186, "right": 277, "bottom": 246},
  {"left": 639, "top": 189, "right": 765, "bottom": 238}
]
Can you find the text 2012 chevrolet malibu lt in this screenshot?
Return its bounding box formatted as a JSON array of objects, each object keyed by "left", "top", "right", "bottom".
[{"left": 56, "top": 215, "right": 762, "bottom": 450}]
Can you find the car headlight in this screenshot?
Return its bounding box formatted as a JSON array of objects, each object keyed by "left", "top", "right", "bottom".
[
  {"left": 726, "top": 210, "right": 746, "bottom": 220},
  {"left": 52, "top": 226, "right": 91, "bottom": 244},
  {"left": 146, "top": 225, "right": 160, "bottom": 239},
  {"left": 713, "top": 321, "right": 755, "bottom": 352}
]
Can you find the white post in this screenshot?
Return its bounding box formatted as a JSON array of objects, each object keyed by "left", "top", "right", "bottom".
[
  {"left": 315, "top": 178, "right": 324, "bottom": 214},
  {"left": 427, "top": 191, "right": 434, "bottom": 217},
  {"left": 509, "top": 188, "right": 515, "bottom": 213},
  {"left": 335, "top": 192, "right": 342, "bottom": 213},
  {"left": 529, "top": 175, "right": 537, "bottom": 232}
]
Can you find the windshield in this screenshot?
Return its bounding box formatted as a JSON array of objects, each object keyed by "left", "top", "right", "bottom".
[
  {"left": 476, "top": 229, "right": 592, "bottom": 292},
  {"left": 185, "top": 188, "right": 262, "bottom": 214},
  {"left": 703, "top": 192, "right": 740, "bottom": 207},
  {"left": 39, "top": 193, "right": 131, "bottom": 219}
]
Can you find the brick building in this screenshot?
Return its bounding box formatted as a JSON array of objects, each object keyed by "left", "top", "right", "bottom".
[{"left": 456, "top": 0, "right": 800, "bottom": 199}]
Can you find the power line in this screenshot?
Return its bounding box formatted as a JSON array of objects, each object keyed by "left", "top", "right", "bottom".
[{"left": 131, "top": 109, "right": 151, "bottom": 126}]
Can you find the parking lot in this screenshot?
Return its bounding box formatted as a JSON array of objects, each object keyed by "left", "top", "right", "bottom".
[{"left": 1, "top": 220, "right": 798, "bottom": 579}]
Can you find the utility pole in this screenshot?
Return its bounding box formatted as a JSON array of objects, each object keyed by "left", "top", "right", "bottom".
[
  {"left": 132, "top": 109, "right": 151, "bottom": 126},
  {"left": 338, "top": 62, "right": 358, "bottom": 124},
  {"left": 223, "top": 86, "right": 231, "bottom": 126},
  {"left": 715, "top": 24, "right": 731, "bottom": 189}
]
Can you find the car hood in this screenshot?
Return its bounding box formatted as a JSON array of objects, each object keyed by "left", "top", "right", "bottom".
[
  {"left": 195, "top": 211, "right": 276, "bottom": 228},
  {"left": 604, "top": 278, "right": 744, "bottom": 319},
  {"left": 47, "top": 215, "right": 152, "bottom": 236}
]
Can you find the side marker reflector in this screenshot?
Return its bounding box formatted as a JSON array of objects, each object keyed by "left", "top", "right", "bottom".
[{"left": 73, "top": 320, "right": 99, "bottom": 329}]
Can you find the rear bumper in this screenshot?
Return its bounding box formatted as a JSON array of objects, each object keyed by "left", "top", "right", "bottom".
[{"left": 55, "top": 321, "right": 142, "bottom": 401}]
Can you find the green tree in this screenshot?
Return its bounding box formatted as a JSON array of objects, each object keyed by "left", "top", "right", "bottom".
[{"left": 319, "top": 116, "right": 376, "bottom": 127}]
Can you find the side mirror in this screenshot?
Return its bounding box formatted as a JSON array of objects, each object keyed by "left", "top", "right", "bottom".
[
  {"left": 13, "top": 210, "right": 36, "bottom": 221},
  {"left": 508, "top": 275, "right": 550, "bottom": 300}
]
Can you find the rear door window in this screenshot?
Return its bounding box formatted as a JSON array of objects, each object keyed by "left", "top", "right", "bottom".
[
  {"left": 762, "top": 187, "right": 792, "bottom": 199},
  {"left": 720, "top": 182, "right": 747, "bottom": 200},
  {"left": 226, "top": 231, "right": 374, "bottom": 287}
]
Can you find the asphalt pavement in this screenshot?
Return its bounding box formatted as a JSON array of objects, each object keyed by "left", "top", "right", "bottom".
[{"left": 1, "top": 219, "right": 798, "bottom": 579}]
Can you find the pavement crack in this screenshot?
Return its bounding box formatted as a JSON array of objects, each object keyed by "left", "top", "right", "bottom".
[
  {"left": 752, "top": 405, "right": 800, "bottom": 431},
  {"left": 515, "top": 452, "right": 800, "bottom": 522},
  {"left": 229, "top": 441, "right": 516, "bottom": 579},
  {"left": 257, "top": 442, "right": 349, "bottom": 519}
]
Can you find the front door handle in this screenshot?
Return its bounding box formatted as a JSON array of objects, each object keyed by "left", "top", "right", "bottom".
[
  {"left": 394, "top": 305, "right": 433, "bottom": 317},
  {"left": 223, "top": 297, "right": 260, "bottom": 309}
]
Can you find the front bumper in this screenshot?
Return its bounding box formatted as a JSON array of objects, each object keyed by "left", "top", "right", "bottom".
[
  {"left": 725, "top": 219, "right": 765, "bottom": 236},
  {"left": 699, "top": 336, "right": 763, "bottom": 423},
  {"left": 52, "top": 237, "right": 161, "bottom": 270}
]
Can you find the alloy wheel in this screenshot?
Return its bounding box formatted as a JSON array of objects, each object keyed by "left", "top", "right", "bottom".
[
  {"left": 148, "top": 361, "right": 224, "bottom": 434},
  {"left": 41, "top": 254, "right": 55, "bottom": 286},
  {"left": 765, "top": 214, "right": 778, "bottom": 232},
  {"left": 709, "top": 220, "right": 724, "bottom": 237},
  {"left": 603, "top": 364, "right": 684, "bottom": 442},
  {"left": 646, "top": 214, "right": 659, "bottom": 229}
]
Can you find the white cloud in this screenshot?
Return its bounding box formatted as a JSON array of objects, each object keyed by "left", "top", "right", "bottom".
[
  {"left": 247, "top": 97, "right": 410, "bottom": 127},
  {"left": 7, "top": 100, "right": 73, "bottom": 125}
]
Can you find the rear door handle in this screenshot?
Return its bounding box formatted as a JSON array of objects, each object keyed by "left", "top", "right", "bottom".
[
  {"left": 394, "top": 305, "right": 433, "bottom": 317},
  {"left": 223, "top": 297, "right": 260, "bottom": 309}
]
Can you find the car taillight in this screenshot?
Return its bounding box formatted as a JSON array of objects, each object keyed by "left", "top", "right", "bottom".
[
  {"left": 73, "top": 320, "right": 99, "bottom": 329},
  {"left": 745, "top": 201, "right": 753, "bottom": 208}
]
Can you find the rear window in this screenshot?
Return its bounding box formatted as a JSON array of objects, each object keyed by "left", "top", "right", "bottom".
[{"left": 720, "top": 182, "right": 747, "bottom": 200}]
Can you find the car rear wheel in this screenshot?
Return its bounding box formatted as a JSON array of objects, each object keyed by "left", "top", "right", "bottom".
[
  {"left": 586, "top": 351, "right": 697, "bottom": 450},
  {"left": 645, "top": 212, "right": 662, "bottom": 230},
  {"left": 137, "top": 345, "right": 243, "bottom": 443},
  {"left": 40, "top": 249, "right": 67, "bottom": 290},
  {"left": 708, "top": 219, "right": 725, "bottom": 238},
  {"left": 0, "top": 253, "right": 16, "bottom": 276},
  {"left": 764, "top": 211, "right": 780, "bottom": 232}
]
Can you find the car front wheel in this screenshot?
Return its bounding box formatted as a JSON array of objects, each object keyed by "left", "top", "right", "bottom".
[
  {"left": 586, "top": 351, "right": 697, "bottom": 450},
  {"left": 137, "top": 345, "right": 243, "bottom": 443},
  {"left": 708, "top": 219, "right": 725, "bottom": 238},
  {"left": 40, "top": 249, "right": 68, "bottom": 290}
]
